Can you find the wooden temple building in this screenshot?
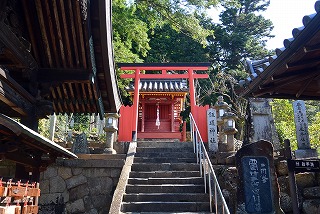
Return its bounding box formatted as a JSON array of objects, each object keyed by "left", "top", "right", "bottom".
[{"left": 0, "top": 0, "right": 121, "bottom": 181}]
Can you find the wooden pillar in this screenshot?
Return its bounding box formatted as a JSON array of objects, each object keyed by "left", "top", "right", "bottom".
[
  {"left": 141, "top": 99, "right": 145, "bottom": 132},
  {"left": 188, "top": 69, "right": 196, "bottom": 115},
  {"left": 171, "top": 98, "right": 175, "bottom": 132},
  {"left": 132, "top": 69, "right": 140, "bottom": 141}
]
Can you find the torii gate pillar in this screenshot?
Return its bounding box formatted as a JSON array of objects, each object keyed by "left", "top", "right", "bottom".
[{"left": 119, "top": 63, "right": 211, "bottom": 141}]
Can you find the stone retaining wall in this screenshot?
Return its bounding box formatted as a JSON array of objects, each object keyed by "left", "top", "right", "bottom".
[
  {"left": 39, "top": 157, "right": 125, "bottom": 214},
  {"left": 214, "top": 161, "right": 320, "bottom": 214}
]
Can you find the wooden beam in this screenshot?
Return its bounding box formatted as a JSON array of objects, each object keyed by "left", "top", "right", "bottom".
[
  {"left": 0, "top": 22, "right": 37, "bottom": 70},
  {"left": 43, "top": 0, "right": 60, "bottom": 67},
  {"left": 52, "top": 0, "right": 67, "bottom": 68},
  {"left": 0, "top": 73, "right": 34, "bottom": 116},
  {"left": 121, "top": 73, "right": 209, "bottom": 79},
  {"left": 37, "top": 68, "right": 91, "bottom": 82},
  {"left": 67, "top": 0, "right": 80, "bottom": 67},
  {"left": 73, "top": 0, "right": 87, "bottom": 69},
  {"left": 35, "top": 0, "right": 53, "bottom": 67},
  {"left": 287, "top": 57, "right": 320, "bottom": 69},
  {"left": 295, "top": 74, "right": 320, "bottom": 98},
  {"left": 57, "top": 0, "right": 73, "bottom": 68},
  {"left": 118, "top": 63, "right": 212, "bottom": 70},
  {"left": 22, "top": 0, "right": 41, "bottom": 64}
]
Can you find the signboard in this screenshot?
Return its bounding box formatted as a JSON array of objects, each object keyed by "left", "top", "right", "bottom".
[
  {"left": 287, "top": 159, "right": 320, "bottom": 173},
  {"left": 207, "top": 108, "right": 218, "bottom": 152},
  {"left": 241, "top": 156, "right": 273, "bottom": 213},
  {"left": 293, "top": 100, "right": 310, "bottom": 149}
]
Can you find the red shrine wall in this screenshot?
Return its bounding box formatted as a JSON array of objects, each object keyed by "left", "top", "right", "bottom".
[
  {"left": 192, "top": 105, "right": 209, "bottom": 143},
  {"left": 118, "top": 103, "right": 209, "bottom": 142}
]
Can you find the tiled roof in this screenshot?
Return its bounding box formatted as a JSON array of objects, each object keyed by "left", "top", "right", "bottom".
[
  {"left": 239, "top": 0, "right": 320, "bottom": 100},
  {"left": 127, "top": 79, "right": 188, "bottom": 92}
]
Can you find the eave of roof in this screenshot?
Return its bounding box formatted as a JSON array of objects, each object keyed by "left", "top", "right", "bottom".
[
  {"left": 239, "top": 0, "right": 320, "bottom": 99},
  {"left": 127, "top": 79, "right": 189, "bottom": 93}
]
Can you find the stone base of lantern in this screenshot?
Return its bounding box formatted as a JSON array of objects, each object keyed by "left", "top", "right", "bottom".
[
  {"left": 219, "top": 143, "right": 234, "bottom": 152},
  {"left": 210, "top": 151, "right": 236, "bottom": 165},
  {"left": 295, "top": 149, "right": 317, "bottom": 159}
]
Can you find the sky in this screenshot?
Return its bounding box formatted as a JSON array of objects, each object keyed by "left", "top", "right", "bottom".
[
  {"left": 263, "top": 0, "right": 316, "bottom": 50},
  {"left": 208, "top": 0, "right": 317, "bottom": 50}
]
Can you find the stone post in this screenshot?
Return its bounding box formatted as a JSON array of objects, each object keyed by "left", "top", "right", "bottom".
[
  {"left": 207, "top": 108, "right": 218, "bottom": 152},
  {"left": 292, "top": 100, "right": 317, "bottom": 158},
  {"left": 104, "top": 113, "right": 120, "bottom": 154}
]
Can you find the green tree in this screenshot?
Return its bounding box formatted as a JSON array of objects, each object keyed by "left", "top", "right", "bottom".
[
  {"left": 133, "top": 0, "right": 217, "bottom": 45},
  {"left": 309, "top": 112, "right": 320, "bottom": 151},
  {"left": 145, "top": 23, "right": 210, "bottom": 63},
  {"left": 199, "top": 0, "right": 274, "bottom": 139},
  {"left": 270, "top": 99, "right": 297, "bottom": 149}
]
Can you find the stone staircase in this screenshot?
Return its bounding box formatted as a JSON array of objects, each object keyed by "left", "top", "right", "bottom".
[{"left": 121, "top": 141, "right": 211, "bottom": 213}]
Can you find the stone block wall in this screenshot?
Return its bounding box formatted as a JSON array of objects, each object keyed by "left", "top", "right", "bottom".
[
  {"left": 39, "top": 157, "right": 125, "bottom": 214},
  {"left": 276, "top": 160, "right": 320, "bottom": 214}
]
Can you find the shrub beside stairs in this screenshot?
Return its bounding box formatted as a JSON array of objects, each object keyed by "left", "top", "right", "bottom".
[{"left": 110, "top": 141, "right": 211, "bottom": 213}]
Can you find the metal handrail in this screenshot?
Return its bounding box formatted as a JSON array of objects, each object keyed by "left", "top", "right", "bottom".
[{"left": 189, "top": 113, "right": 230, "bottom": 214}]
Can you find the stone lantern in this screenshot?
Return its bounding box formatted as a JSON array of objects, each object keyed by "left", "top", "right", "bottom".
[
  {"left": 213, "top": 96, "right": 230, "bottom": 124},
  {"left": 104, "top": 113, "right": 120, "bottom": 154},
  {"left": 213, "top": 96, "right": 230, "bottom": 144},
  {"left": 221, "top": 110, "right": 238, "bottom": 151}
]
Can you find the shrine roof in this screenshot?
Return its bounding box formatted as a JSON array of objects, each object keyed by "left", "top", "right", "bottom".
[
  {"left": 238, "top": 1, "right": 320, "bottom": 100},
  {"left": 127, "top": 79, "right": 188, "bottom": 93}
]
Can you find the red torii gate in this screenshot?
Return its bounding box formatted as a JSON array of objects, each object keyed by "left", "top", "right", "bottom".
[{"left": 119, "top": 63, "right": 211, "bottom": 141}]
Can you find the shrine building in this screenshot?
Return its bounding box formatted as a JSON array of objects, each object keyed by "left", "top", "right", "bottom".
[
  {"left": 126, "top": 78, "right": 188, "bottom": 140},
  {"left": 117, "top": 63, "right": 211, "bottom": 142}
]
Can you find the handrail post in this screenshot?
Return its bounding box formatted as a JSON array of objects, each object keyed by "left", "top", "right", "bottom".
[
  {"left": 209, "top": 172, "right": 212, "bottom": 212},
  {"left": 199, "top": 139, "right": 203, "bottom": 177}
]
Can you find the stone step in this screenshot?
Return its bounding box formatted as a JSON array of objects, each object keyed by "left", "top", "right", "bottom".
[
  {"left": 125, "top": 212, "right": 211, "bottom": 214},
  {"left": 121, "top": 201, "right": 210, "bottom": 213},
  {"left": 134, "top": 152, "right": 196, "bottom": 158},
  {"left": 130, "top": 171, "right": 201, "bottom": 178},
  {"left": 134, "top": 157, "right": 197, "bottom": 163},
  {"left": 128, "top": 177, "right": 204, "bottom": 185},
  {"left": 123, "top": 193, "right": 209, "bottom": 202},
  {"left": 125, "top": 184, "right": 205, "bottom": 193},
  {"left": 131, "top": 163, "right": 199, "bottom": 171},
  {"left": 136, "top": 147, "right": 194, "bottom": 153},
  {"left": 137, "top": 141, "right": 194, "bottom": 148}
]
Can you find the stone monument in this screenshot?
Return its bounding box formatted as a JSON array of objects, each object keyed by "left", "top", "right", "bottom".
[
  {"left": 71, "top": 132, "right": 90, "bottom": 154},
  {"left": 235, "top": 140, "right": 284, "bottom": 214},
  {"left": 292, "top": 100, "right": 317, "bottom": 158},
  {"left": 244, "top": 98, "right": 280, "bottom": 150}
]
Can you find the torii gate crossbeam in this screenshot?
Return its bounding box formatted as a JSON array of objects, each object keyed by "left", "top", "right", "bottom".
[{"left": 118, "top": 63, "right": 211, "bottom": 141}]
